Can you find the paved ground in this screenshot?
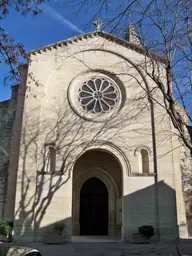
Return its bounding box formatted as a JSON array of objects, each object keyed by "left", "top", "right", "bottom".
[
  {"left": 15, "top": 242, "right": 181, "bottom": 256},
  {"left": 2, "top": 241, "right": 192, "bottom": 256}
]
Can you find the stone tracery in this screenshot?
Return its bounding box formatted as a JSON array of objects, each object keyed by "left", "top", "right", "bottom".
[{"left": 78, "top": 76, "right": 119, "bottom": 114}]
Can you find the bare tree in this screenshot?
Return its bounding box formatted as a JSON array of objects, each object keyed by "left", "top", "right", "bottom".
[
  {"left": 0, "top": 0, "right": 45, "bottom": 86},
  {"left": 12, "top": 95, "right": 150, "bottom": 238},
  {"left": 2, "top": 0, "right": 191, "bottom": 149},
  {"left": 63, "top": 0, "right": 192, "bottom": 151},
  {"left": 1, "top": 0, "right": 191, "bottom": 149},
  {"left": 2, "top": 0, "right": 191, "bottom": 238}
]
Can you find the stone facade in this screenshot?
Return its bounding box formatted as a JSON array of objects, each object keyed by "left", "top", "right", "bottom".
[
  {"left": 0, "top": 31, "right": 191, "bottom": 242},
  {"left": 181, "top": 145, "right": 192, "bottom": 236},
  {"left": 0, "top": 85, "right": 18, "bottom": 219}
]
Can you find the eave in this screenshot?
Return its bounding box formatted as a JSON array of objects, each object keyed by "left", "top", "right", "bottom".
[{"left": 26, "top": 30, "right": 167, "bottom": 65}]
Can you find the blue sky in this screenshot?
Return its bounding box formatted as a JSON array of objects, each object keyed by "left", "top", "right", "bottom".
[
  {"left": 0, "top": 1, "right": 113, "bottom": 101},
  {"left": 0, "top": 1, "right": 191, "bottom": 122}
]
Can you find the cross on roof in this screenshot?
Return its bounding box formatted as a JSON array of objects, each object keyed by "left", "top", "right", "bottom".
[{"left": 93, "top": 18, "right": 104, "bottom": 31}]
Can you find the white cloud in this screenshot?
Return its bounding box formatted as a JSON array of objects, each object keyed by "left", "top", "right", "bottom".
[{"left": 42, "top": 3, "right": 84, "bottom": 34}]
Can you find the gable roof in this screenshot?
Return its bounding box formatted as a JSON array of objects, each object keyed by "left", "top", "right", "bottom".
[{"left": 27, "top": 30, "right": 167, "bottom": 64}]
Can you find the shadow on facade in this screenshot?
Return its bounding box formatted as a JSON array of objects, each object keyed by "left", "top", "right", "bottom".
[
  {"left": 13, "top": 178, "right": 178, "bottom": 242},
  {"left": 123, "top": 179, "right": 178, "bottom": 241},
  {"left": 3, "top": 91, "right": 180, "bottom": 242},
  {"left": 8, "top": 96, "right": 157, "bottom": 241}
]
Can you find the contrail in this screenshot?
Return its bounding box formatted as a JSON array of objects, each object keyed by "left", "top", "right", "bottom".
[{"left": 42, "top": 3, "right": 84, "bottom": 34}]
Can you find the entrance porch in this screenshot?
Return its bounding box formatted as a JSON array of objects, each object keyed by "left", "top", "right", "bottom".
[{"left": 72, "top": 150, "right": 122, "bottom": 238}]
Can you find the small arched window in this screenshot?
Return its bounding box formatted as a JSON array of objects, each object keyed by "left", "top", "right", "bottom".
[
  {"left": 140, "top": 149, "right": 149, "bottom": 173},
  {"left": 45, "top": 146, "right": 56, "bottom": 173}
]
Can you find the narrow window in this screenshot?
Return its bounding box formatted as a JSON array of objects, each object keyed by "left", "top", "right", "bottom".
[
  {"left": 140, "top": 149, "right": 149, "bottom": 173},
  {"left": 45, "top": 146, "right": 56, "bottom": 173},
  {"left": 49, "top": 146, "right": 56, "bottom": 173}
]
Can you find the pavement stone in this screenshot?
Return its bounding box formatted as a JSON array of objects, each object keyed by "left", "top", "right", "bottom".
[
  {"left": 176, "top": 243, "right": 192, "bottom": 256},
  {"left": 2, "top": 241, "right": 192, "bottom": 256},
  {"left": 12, "top": 242, "right": 180, "bottom": 256}
]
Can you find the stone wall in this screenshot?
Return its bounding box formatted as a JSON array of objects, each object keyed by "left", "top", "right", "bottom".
[
  {"left": 12, "top": 34, "right": 184, "bottom": 242},
  {"left": 181, "top": 146, "right": 192, "bottom": 236},
  {"left": 0, "top": 85, "right": 18, "bottom": 219}
]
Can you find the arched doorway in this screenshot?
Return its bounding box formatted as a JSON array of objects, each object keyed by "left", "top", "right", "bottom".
[
  {"left": 80, "top": 177, "right": 108, "bottom": 235},
  {"left": 72, "top": 149, "right": 123, "bottom": 237}
]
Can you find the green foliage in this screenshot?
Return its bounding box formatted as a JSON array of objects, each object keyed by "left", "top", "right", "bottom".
[
  {"left": 0, "top": 0, "right": 45, "bottom": 86},
  {"left": 138, "top": 225, "right": 154, "bottom": 238},
  {"left": 0, "top": 221, "right": 12, "bottom": 237},
  {"left": 54, "top": 222, "right": 65, "bottom": 235}
]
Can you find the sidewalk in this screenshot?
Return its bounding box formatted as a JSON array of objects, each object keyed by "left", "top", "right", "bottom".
[
  {"left": 2, "top": 240, "right": 192, "bottom": 256},
  {"left": 16, "top": 242, "right": 180, "bottom": 256}
]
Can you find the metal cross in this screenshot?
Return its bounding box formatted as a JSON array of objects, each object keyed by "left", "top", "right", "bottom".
[{"left": 93, "top": 18, "right": 104, "bottom": 31}]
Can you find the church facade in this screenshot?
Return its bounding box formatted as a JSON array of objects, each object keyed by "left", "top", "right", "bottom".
[{"left": 0, "top": 28, "right": 191, "bottom": 242}]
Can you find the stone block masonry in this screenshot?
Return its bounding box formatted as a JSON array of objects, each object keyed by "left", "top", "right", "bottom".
[{"left": 0, "top": 85, "right": 19, "bottom": 219}]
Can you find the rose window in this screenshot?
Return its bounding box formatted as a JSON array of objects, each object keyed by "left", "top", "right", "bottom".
[{"left": 78, "top": 77, "right": 119, "bottom": 113}]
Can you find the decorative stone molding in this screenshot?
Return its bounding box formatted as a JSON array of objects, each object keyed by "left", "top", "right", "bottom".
[
  {"left": 73, "top": 167, "right": 120, "bottom": 197},
  {"left": 64, "top": 140, "right": 131, "bottom": 177},
  {"left": 37, "top": 170, "right": 63, "bottom": 176},
  {"left": 27, "top": 31, "right": 166, "bottom": 64},
  {"left": 134, "top": 145, "right": 152, "bottom": 156},
  {"left": 44, "top": 142, "right": 60, "bottom": 151},
  {"left": 72, "top": 167, "right": 119, "bottom": 236},
  {"left": 67, "top": 71, "right": 124, "bottom": 122},
  {"left": 126, "top": 24, "right": 142, "bottom": 46},
  {"left": 130, "top": 172, "right": 156, "bottom": 177},
  {"left": 68, "top": 141, "right": 128, "bottom": 236},
  {"left": 132, "top": 144, "right": 153, "bottom": 176},
  {"left": 39, "top": 143, "right": 58, "bottom": 174}
]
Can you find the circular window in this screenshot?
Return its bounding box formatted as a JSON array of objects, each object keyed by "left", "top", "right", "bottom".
[
  {"left": 68, "top": 72, "right": 123, "bottom": 122},
  {"left": 78, "top": 77, "right": 119, "bottom": 114}
]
